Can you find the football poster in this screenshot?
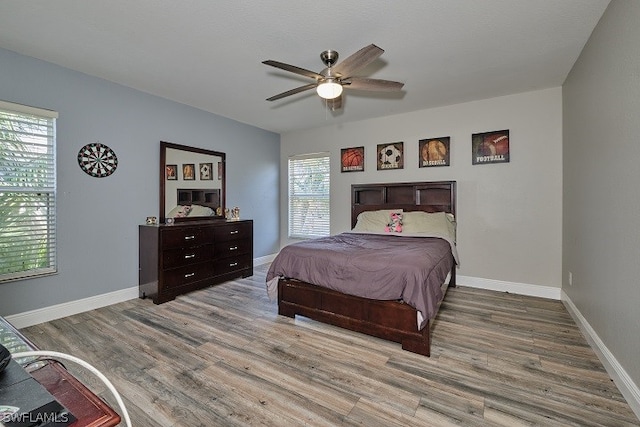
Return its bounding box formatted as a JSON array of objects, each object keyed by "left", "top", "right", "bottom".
[{"left": 472, "top": 130, "right": 509, "bottom": 165}]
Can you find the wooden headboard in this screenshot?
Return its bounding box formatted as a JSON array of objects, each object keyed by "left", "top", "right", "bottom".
[
  {"left": 177, "top": 188, "right": 221, "bottom": 210},
  {"left": 351, "top": 181, "right": 456, "bottom": 228}
]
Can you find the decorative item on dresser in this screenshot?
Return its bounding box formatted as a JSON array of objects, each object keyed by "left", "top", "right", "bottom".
[{"left": 139, "top": 220, "right": 253, "bottom": 304}]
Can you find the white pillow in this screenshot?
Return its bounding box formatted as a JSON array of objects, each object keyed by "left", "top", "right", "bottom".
[
  {"left": 187, "top": 204, "right": 215, "bottom": 217},
  {"left": 403, "top": 211, "right": 456, "bottom": 240},
  {"left": 352, "top": 209, "right": 403, "bottom": 233}
]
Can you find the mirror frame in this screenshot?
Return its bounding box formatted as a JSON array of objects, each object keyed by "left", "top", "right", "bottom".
[{"left": 160, "top": 141, "right": 226, "bottom": 224}]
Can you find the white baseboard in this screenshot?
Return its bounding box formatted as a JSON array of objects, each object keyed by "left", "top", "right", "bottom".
[
  {"left": 457, "top": 275, "right": 562, "bottom": 300},
  {"left": 5, "top": 271, "right": 553, "bottom": 330},
  {"left": 254, "top": 253, "right": 277, "bottom": 266},
  {"left": 561, "top": 291, "right": 640, "bottom": 420},
  {"left": 457, "top": 276, "right": 639, "bottom": 419},
  {"left": 5, "top": 286, "right": 139, "bottom": 329},
  {"left": 5, "top": 254, "right": 278, "bottom": 329}
]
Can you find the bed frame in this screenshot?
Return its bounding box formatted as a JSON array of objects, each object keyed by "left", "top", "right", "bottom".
[{"left": 277, "top": 181, "right": 457, "bottom": 356}]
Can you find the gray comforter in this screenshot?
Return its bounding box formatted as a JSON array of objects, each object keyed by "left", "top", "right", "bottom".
[{"left": 266, "top": 232, "right": 455, "bottom": 329}]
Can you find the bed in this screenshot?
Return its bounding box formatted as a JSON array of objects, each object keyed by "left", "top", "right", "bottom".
[
  {"left": 266, "top": 181, "right": 457, "bottom": 356},
  {"left": 166, "top": 188, "right": 221, "bottom": 218}
]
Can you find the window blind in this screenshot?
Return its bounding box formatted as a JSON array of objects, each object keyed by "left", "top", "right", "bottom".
[
  {"left": 288, "top": 153, "right": 330, "bottom": 238},
  {"left": 0, "top": 100, "right": 58, "bottom": 282}
]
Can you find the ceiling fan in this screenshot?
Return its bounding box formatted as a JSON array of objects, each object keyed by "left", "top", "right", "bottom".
[{"left": 262, "top": 44, "right": 404, "bottom": 110}]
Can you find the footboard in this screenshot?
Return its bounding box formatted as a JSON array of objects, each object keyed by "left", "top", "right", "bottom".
[{"left": 277, "top": 279, "right": 432, "bottom": 356}]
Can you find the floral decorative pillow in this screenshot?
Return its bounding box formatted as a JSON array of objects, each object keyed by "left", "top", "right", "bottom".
[
  {"left": 168, "top": 205, "right": 192, "bottom": 218},
  {"left": 352, "top": 209, "right": 403, "bottom": 232},
  {"left": 385, "top": 212, "right": 403, "bottom": 233}
]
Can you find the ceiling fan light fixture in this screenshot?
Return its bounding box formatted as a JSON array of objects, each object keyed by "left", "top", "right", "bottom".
[
  {"left": 316, "top": 80, "right": 343, "bottom": 99},
  {"left": 263, "top": 44, "right": 403, "bottom": 107}
]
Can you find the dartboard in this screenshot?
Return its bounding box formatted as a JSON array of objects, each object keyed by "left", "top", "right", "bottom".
[{"left": 77, "top": 143, "right": 118, "bottom": 177}]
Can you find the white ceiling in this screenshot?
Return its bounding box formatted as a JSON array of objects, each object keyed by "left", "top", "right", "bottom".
[{"left": 0, "top": 1, "right": 610, "bottom": 134}]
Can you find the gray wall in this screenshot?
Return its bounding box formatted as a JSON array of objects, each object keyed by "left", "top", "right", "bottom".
[
  {"left": 0, "top": 48, "right": 280, "bottom": 316},
  {"left": 281, "top": 88, "right": 563, "bottom": 291},
  {"left": 563, "top": 0, "right": 640, "bottom": 392}
]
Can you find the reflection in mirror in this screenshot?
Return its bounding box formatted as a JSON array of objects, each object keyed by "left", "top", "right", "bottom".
[{"left": 160, "top": 141, "right": 226, "bottom": 223}]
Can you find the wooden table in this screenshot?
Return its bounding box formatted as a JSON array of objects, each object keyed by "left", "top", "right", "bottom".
[{"left": 0, "top": 317, "right": 121, "bottom": 427}]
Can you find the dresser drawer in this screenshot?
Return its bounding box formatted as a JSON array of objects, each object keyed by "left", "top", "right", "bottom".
[
  {"left": 214, "top": 239, "right": 250, "bottom": 258},
  {"left": 162, "top": 261, "right": 215, "bottom": 290},
  {"left": 214, "top": 222, "right": 252, "bottom": 242},
  {"left": 213, "top": 254, "right": 252, "bottom": 276},
  {"left": 162, "top": 244, "right": 214, "bottom": 269},
  {"left": 161, "top": 226, "right": 215, "bottom": 249}
]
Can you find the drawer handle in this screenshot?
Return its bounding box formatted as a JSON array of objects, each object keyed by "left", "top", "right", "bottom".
[
  {"left": 184, "top": 272, "right": 196, "bottom": 278},
  {"left": 184, "top": 254, "right": 195, "bottom": 259},
  {"left": 184, "top": 235, "right": 195, "bottom": 240},
  {"left": 229, "top": 246, "right": 238, "bottom": 251},
  {"left": 229, "top": 262, "right": 238, "bottom": 267},
  {"left": 229, "top": 230, "right": 239, "bottom": 235}
]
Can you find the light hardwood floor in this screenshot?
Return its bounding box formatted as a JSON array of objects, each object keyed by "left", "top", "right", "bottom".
[{"left": 21, "top": 264, "right": 639, "bottom": 426}]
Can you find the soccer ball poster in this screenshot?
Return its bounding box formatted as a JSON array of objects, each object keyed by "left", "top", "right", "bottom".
[
  {"left": 340, "top": 146, "right": 365, "bottom": 172},
  {"left": 377, "top": 142, "right": 404, "bottom": 170}
]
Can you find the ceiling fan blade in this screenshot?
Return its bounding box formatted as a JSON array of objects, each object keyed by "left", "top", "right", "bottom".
[
  {"left": 325, "top": 95, "right": 343, "bottom": 111},
  {"left": 262, "top": 60, "right": 323, "bottom": 80},
  {"left": 343, "top": 77, "right": 404, "bottom": 92},
  {"left": 266, "top": 83, "right": 317, "bottom": 101},
  {"left": 331, "top": 44, "right": 384, "bottom": 77}
]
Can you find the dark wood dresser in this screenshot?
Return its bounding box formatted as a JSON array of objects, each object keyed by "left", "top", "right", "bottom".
[{"left": 138, "top": 219, "right": 253, "bottom": 304}]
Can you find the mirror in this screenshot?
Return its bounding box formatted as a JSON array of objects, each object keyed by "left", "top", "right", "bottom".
[{"left": 160, "top": 141, "right": 226, "bottom": 223}]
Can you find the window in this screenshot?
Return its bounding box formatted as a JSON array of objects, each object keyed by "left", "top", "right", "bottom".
[
  {"left": 288, "top": 153, "right": 330, "bottom": 238},
  {"left": 0, "top": 100, "right": 58, "bottom": 282}
]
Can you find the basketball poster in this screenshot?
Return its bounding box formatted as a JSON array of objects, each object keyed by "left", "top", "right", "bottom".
[
  {"left": 340, "top": 146, "right": 365, "bottom": 172},
  {"left": 419, "top": 137, "right": 450, "bottom": 167},
  {"left": 472, "top": 129, "right": 509, "bottom": 165},
  {"left": 377, "top": 142, "right": 404, "bottom": 170}
]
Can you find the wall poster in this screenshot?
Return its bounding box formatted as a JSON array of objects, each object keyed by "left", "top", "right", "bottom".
[
  {"left": 341, "top": 146, "right": 365, "bottom": 172},
  {"left": 419, "top": 137, "right": 450, "bottom": 167},
  {"left": 166, "top": 164, "right": 177, "bottom": 180},
  {"left": 472, "top": 130, "right": 510, "bottom": 165},
  {"left": 182, "top": 163, "right": 195, "bottom": 180},
  {"left": 199, "top": 162, "right": 213, "bottom": 180},
  {"left": 377, "top": 142, "right": 404, "bottom": 170}
]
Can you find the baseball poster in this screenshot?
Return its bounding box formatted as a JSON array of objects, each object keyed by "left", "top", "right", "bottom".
[{"left": 419, "top": 137, "right": 450, "bottom": 167}]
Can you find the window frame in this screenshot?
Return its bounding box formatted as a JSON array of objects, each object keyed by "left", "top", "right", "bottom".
[
  {"left": 288, "top": 152, "right": 330, "bottom": 239},
  {"left": 0, "top": 100, "right": 58, "bottom": 283}
]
